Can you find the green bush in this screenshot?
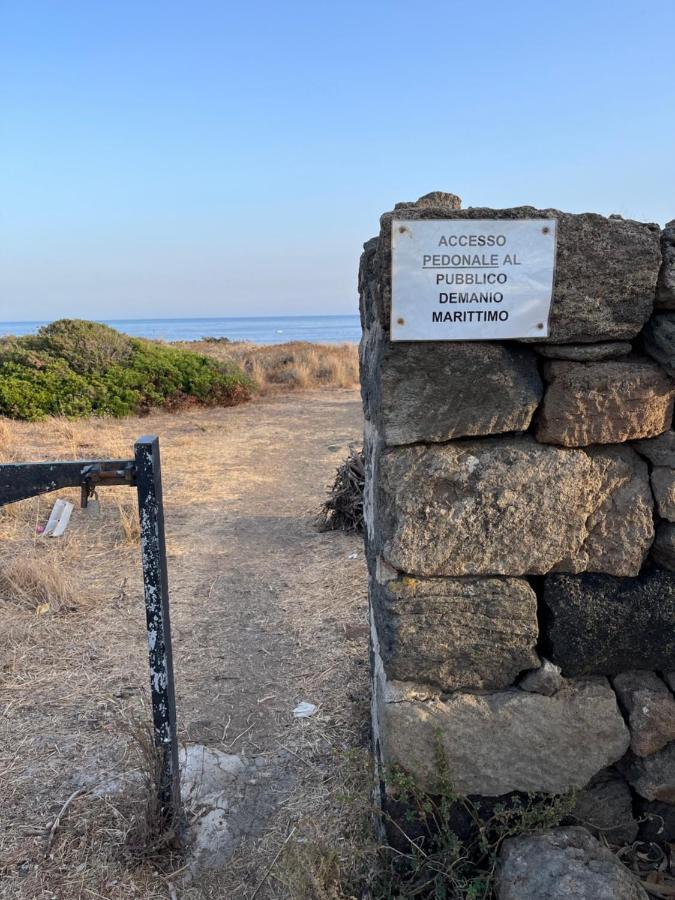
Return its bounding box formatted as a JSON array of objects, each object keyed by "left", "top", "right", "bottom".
[{"left": 0, "top": 319, "right": 254, "bottom": 420}]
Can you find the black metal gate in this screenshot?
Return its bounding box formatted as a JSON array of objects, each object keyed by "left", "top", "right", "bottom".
[{"left": 0, "top": 435, "right": 181, "bottom": 828}]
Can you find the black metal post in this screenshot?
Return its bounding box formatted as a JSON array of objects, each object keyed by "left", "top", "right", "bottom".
[{"left": 134, "top": 436, "right": 182, "bottom": 828}]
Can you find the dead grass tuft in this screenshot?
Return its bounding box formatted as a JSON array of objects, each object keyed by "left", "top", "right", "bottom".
[
  {"left": 124, "top": 719, "right": 185, "bottom": 861},
  {"left": 116, "top": 498, "right": 141, "bottom": 545},
  {"left": 0, "top": 553, "right": 73, "bottom": 612},
  {"left": 0, "top": 417, "right": 17, "bottom": 461},
  {"left": 174, "top": 340, "right": 359, "bottom": 393}
]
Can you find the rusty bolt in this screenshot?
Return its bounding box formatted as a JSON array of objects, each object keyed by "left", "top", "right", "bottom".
[
  {"left": 537, "top": 322, "right": 545, "bottom": 330},
  {"left": 542, "top": 226, "right": 550, "bottom": 235},
  {"left": 397, "top": 317, "right": 405, "bottom": 326},
  {"left": 399, "top": 226, "right": 407, "bottom": 234}
]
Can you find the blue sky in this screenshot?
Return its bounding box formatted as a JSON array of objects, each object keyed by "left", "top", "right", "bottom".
[{"left": 1, "top": 0, "right": 674, "bottom": 320}]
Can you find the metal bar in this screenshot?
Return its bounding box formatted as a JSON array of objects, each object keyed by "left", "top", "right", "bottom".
[
  {"left": 134, "top": 436, "right": 182, "bottom": 828},
  {"left": 0, "top": 459, "right": 134, "bottom": 506}
]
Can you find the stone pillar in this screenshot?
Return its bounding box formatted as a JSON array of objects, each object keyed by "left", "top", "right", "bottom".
[{"left": 360, "top": 192, "right": 675, "bottom": 844}]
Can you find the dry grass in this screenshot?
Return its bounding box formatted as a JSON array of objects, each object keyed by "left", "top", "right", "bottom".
[
  {"left": 0, "top": 417, "right": 17, "bottom": 461},
  {"left": 0, "top": 392, "right": 371, "bottom": 900},
  {"left": 0, "top": 554, "right": 74, "bottom": 613},
  {"left": 174, "top": 340, "right": 359, "bottom": 394},
  {"left": 116, "top": 497, "right": 141, "bottom": 545}
]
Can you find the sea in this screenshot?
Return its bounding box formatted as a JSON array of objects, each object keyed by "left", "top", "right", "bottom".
[{"left": 0, "top": 314, "right": 362, "bottom": 345}]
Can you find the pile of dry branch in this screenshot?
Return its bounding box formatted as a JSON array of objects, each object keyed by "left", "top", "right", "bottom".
[{"left": 318, "top": 448, "right": 364, "bottom": 533}]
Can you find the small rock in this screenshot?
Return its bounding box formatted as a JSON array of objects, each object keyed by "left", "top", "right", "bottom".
[
  {"left": 569, "top": 769, "right": 638, "bottom": 845},
  {"left": 618, "top": 743, "right": 675, "bottom": 802},
  {"left": 543, "top": 568, "right": 675, "bottom": 676},
  {"left": 651, "top": 467, "right": 675, "bottom": 521},
  {"left": 652, "top": 522, "right": 675, "bottom": 569},
  {"left": 656, "top": 221, "right": 675, "bottom": 310},
  {"left": 612, "top": 670, "right": 675, "bottom": 756},
  {"left": 519, "top": 658, "right": 563, "bottom": 696},
  {"left": 632, "top": 431, "right": 675, "bottom": 467},
  {"left": 535, "top": 342, "right": 632, "bottom": 361},
  {"left": 535, "top": 358, "right": 674, "bottom": 447},
  {"left": 497, "top": 827, "right": 648, "bottom": 899},
  {"left": 644, "top": 312, "right": 675, "bottom": 376},
  {"left": 664, "top": 672, "right": 675, "bottom": 693}
]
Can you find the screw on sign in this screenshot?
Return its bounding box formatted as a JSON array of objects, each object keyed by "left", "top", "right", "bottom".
[{"left": 0, "top": 435, "right": 183, "bottom": 834}]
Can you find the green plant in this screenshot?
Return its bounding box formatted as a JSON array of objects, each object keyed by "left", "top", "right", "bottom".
[
  {"left": 0, "top": 319, "right": 254, "bottom": 420},
  {"left": 375, "top": 743, "right": 576, "bottom": 899}
]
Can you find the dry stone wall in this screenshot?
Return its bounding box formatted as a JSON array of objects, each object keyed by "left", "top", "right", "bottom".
[{"left": 360, "top": 192, "right": 675, "bottom": 846}]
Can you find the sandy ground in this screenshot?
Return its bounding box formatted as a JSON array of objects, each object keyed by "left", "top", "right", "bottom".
[{"left": 0, "top": 390, "right": 372, "bottom": 899}]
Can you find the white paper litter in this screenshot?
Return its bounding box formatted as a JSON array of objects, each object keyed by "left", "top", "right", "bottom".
[
  {"left": 42, "top": 500, "right": 74, "bottom": 537},
  {"left": 348, "top": 552, "right": 358, "bottom": 560},
  {"left": 293, "top": 702, "right": 317, "bottom": 718}
]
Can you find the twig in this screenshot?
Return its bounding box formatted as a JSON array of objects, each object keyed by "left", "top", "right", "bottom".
[
  {"left": 250, "top": 825, "right": 297, "bottom": 899},
  {"left": 225, "top": 723, "right": 253, "bottom": 749},
  {"left": 45, "top": 787, "right": 86, "bottom": 855}
]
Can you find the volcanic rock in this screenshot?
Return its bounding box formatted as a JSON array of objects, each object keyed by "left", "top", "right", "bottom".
[
  {"left": 371, "top": 574, "right": 539, "bottom": 691},
  {"left": 536, "top": 358, "right": 673, "bottom": 447},
  {"left": 543, "top": 568, "right": 675, "bottom": 676},
  {"left": 497, "top": 827, "right": 647, "bottom": 899},
  {"left": 378, "top": 438, "right": 653, "bottom": 577}
]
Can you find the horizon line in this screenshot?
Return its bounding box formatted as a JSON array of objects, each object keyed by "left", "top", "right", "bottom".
[{"left": 0, "top": 313, "right": 361, "bottom": 325}]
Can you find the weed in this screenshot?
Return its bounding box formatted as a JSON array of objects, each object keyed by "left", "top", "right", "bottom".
[
  {"left": 374, "top": 744, "right": 576, "bottom": 899},
  {"left": 279, "top": 840, "right": 354, "bottom": 900}
]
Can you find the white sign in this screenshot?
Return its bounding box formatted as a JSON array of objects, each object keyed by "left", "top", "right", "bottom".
[{"left": 391, "top": 218, "right": 557, "bottom": 341}]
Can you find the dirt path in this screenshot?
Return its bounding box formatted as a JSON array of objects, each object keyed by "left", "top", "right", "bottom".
[{"left": 0, "top": 390, "right": 371, "bottom": 899}]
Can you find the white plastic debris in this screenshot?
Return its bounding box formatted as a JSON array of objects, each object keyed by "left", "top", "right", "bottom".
[
  {"left": 348, "top": 552, "right": 358, "bottom": 560},
  {"left": 42, "top": 499, "right": 74, "bottom": 537},
  {"left": 293, "top": 702, "right": 317, "bottom": 718}
]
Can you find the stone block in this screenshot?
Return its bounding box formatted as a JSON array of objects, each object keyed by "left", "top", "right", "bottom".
[
  {"left": 371, "top": 574, "right": 539, "bottom": 691},
  {"left": 378, "top": 438, "right": 653, "bottom": 577},
  {"left": 618, "top": 744, "right": 675, "bottom": 802},
  {"left": 361, "top": 331, "right": 542, "bottom": 445},
  {"left": 612, "top": 670, "right": 675, "bottom": 757},
  {"left": 535, "top": 342, "right": 632, "bottom": 360},
  {"left": 497, "top": 827, "right": 648, "bottom": 900},
  {"left": 632, "top": 430, "right": 675, "bottom": 467},
  {"left": 543, "top": 568, "right": 675, "bottom": 676},
  {"left": 535, "top": 358, "right": 674, "bottom": 447},
  {"left": 376, "top": 674, "right": 629, "bottom": 796},
  {"left": 651, "top": 467, "right": 675, "bottom": 521},
  {"left": 644, "top": 312, "right": 675, "bottom": 376},
  {"left": 363, "top": 195, "right": 661, "bottom": 343},
  {"left": 568, "top": 769, "right": 638, "bottom": 844},
  {"left": 652, "top": 521, "right": 675, "bottom": 569},
  {"left": 656, "top": 220, "right": 675, "bottom": 309}
]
